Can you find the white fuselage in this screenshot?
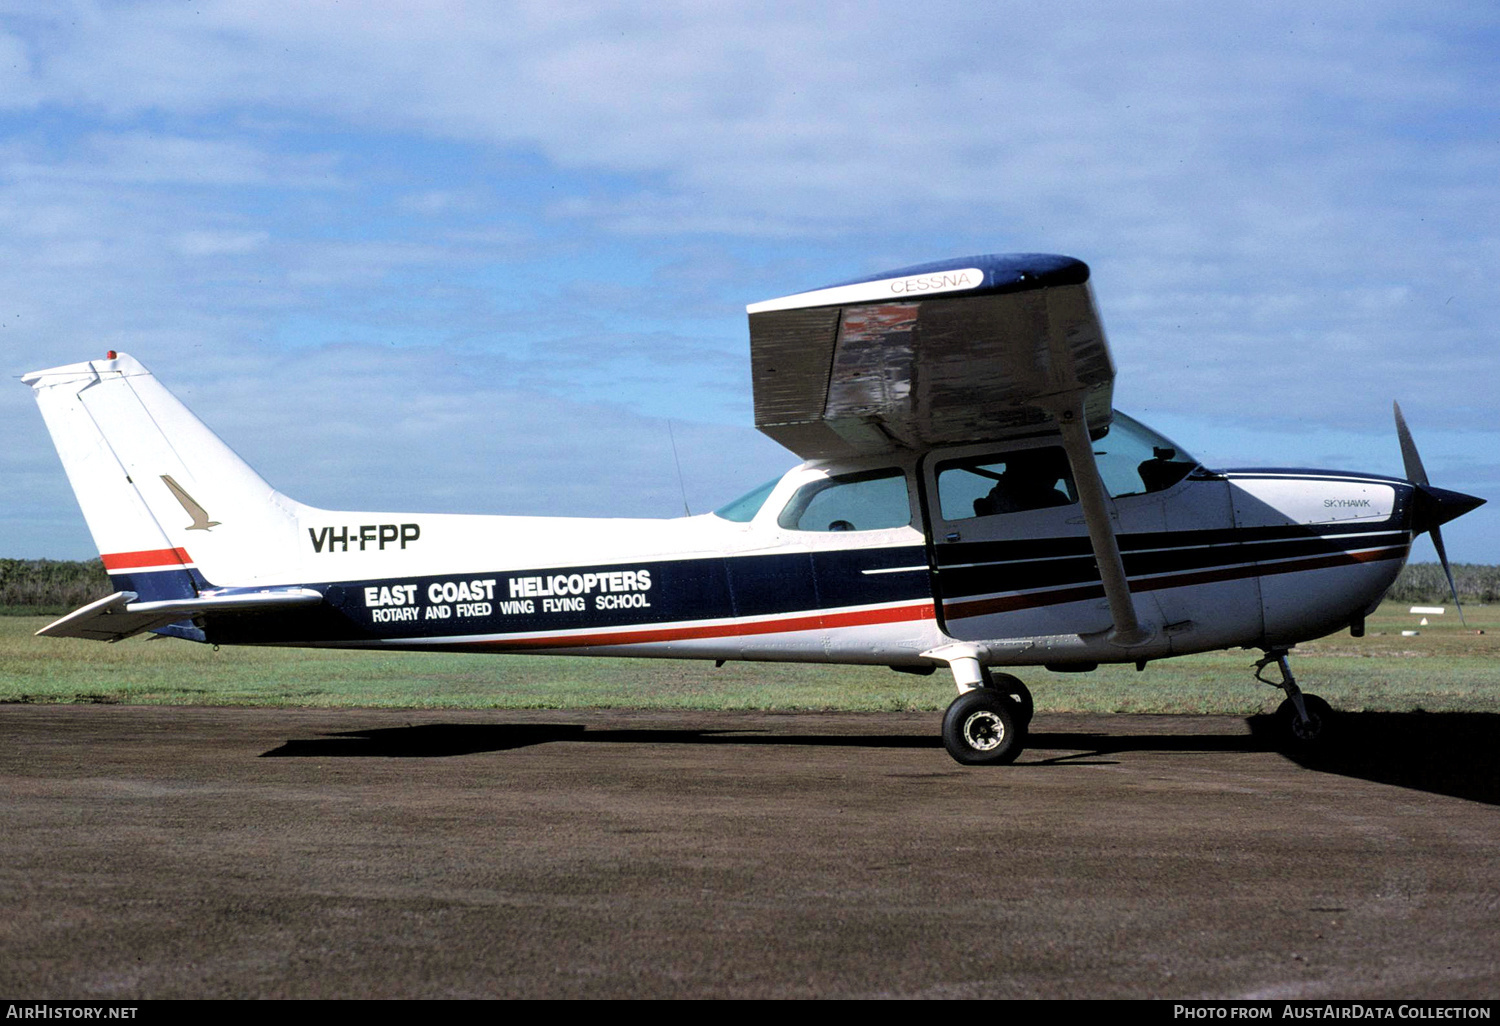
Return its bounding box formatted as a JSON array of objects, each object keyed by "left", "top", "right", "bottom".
[{"left": 124, "top": 449, "right": 1412, "bottom": 670}]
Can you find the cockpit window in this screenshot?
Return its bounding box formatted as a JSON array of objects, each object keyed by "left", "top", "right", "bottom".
[
  {"left": 778, "top": 468, "right": 911, "bottom": 532},
  {"left": 1094, "top": 412, "right": 1199, "bottom": 498},
  {"left": 713, "top": 477, "right": 780, "bottom": 522},
  {"left": 934, "top": 416, "right": 1199, "bottom": 519},
  {"left": 937, "top": 447, "right": 1077, "bottom": 521}
]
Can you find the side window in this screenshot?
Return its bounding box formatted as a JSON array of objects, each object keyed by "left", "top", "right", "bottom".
[
  {"left": 778, "top": 469, "right": 912, "bottom": 532},
  {"left": 713, "top": 477, "right": 780, "bottom": 522},
  {"left": 937, "top": 447, "right": 1077, "bottom": 521}
]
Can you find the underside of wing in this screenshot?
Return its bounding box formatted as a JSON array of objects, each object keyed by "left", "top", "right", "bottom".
[{"left": 747, "top": 253, "right": 1114, "bottom": 460}]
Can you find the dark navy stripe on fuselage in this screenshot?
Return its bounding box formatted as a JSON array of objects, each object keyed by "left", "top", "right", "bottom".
[
  {"left": 108, "top": 565, "right": 211, "bottom": 603},
  {"left": 199, "top": 545, "right": 932, "bottom": 646}
]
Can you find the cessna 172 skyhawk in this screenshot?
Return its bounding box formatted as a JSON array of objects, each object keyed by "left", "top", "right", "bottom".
[{"left": 24, "top": 253, "right": 1484, "bottom": 765}]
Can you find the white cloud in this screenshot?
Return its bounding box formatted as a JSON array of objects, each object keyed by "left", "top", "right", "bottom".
[
  {"left": 172, "top": 229, "right": 269, "bottom": 257},
  {"left": 396, "top": 189, "right": 487, "bottom": 217}
]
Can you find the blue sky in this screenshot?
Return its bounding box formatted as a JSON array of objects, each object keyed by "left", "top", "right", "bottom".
[{"left": 3, "top": 1, "right": 1496, "bottom": 563}]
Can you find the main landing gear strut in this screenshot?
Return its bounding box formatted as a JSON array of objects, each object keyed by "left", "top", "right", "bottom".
[{"left": 1255, "top": 649, "right": 1334, "bottom": 747}]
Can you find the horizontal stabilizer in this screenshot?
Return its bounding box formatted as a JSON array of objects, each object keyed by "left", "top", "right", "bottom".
[{"left": 37, "top": 588, "right": 324, "bottom": 643}]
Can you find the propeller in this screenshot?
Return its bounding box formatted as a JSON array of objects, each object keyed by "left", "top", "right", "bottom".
[{"left": 1393, "top": 402, "right": 1485, "bottom": 626}]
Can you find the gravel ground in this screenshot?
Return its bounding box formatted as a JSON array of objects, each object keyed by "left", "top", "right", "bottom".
[{"left": 1, "top": 705, "right": 1496, "bottom": 999}]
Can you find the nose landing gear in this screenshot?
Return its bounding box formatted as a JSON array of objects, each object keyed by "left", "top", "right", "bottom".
[{"left": 1255, "top": 650, "right": 1335, "bottom": 747}]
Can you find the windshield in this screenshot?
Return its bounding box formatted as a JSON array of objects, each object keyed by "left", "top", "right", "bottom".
[
  {"left": 712, "top": 477, "right": 780, "bottom": 522},
  {"left": 1095, "top": 412, "right": 1199, "bottom": 497}
]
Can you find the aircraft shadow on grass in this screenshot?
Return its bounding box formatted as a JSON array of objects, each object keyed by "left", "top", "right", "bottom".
[{"left": 260, "top": 710, "right": 1500, "bottom": 806}]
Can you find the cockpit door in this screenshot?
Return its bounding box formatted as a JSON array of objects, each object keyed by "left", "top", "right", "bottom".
[
  {"left": 916, "top": 414, "right": 1259, "bottom": 652},
  {"left": 919, "top": 441, "right": 1108, "bottom": 642}
]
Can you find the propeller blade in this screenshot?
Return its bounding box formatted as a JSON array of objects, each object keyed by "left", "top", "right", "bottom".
[
  {"left": 1394, "top": 401, "right": 1471, "bottom": 626},
  {"left": 1429, "top": 523, "right": 1467, "bottom": 627},
  {"left": 1393, "top": 401, "right": 1428, "bottom": 487}
]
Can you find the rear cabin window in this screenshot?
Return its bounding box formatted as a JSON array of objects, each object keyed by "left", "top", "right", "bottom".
[
  {"left": 713, "top": 477, "right": 780, "bottom": 523},
  {"left": 778, "top": 469, "right": 912, "bottom": 532}
]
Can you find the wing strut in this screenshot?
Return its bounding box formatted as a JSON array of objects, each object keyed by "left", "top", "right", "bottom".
[{"left": 1051, "top": 402, "right": 1151, "bottom": 647}]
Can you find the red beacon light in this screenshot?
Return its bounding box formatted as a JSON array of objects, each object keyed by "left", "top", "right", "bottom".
[{"left": 106, "top": 351, "right": 117, "bottom": 360}]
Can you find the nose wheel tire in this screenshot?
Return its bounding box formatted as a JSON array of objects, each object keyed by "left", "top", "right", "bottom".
[
  {"left": 942, "top": 689, "right": 1025, "bottom": 765},
  {"left": 1277, "top": 693, "right": 1334, "bottom": 747}
]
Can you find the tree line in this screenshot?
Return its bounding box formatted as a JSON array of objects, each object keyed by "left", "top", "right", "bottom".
[
  {"left": 1379, "top": 562, "right": 1500, "bottom": 605},
  {"left": 0, "top": 558, "right": 111, "bottom": 615},
  {"left": 2, "top": 557, "right": 1496, "bottom": 615}
]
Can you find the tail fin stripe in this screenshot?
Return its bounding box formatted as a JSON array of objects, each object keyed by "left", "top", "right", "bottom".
[{"left": 101, "top": 548, "right": 195, "bottom": 572}]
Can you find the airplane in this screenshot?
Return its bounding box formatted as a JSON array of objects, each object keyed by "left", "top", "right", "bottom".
[{"left": 23, "top": 253, "right": 1485, "bottom": 765}]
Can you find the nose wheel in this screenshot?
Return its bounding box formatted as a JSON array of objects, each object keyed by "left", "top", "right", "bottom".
[
  {"left": 1278, "top": 693, "right": 1333, "bottom": 744},
  {"left": 1256, "top": 650, "right": 1335, "bottom": 747}
]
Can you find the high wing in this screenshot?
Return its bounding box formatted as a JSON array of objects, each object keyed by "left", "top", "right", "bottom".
[
  {"left": 746, "top": 253, "right": 1113, "bottom": 460},
  {"left": 747, "top": 253, "right": 1146, "bottom": 645}
]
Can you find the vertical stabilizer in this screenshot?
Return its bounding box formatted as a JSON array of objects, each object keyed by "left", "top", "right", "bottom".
[{"left": 23, "top": 353, "right": 305, "bottom": 591}]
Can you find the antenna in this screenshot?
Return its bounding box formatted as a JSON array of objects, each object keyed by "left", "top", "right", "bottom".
[{"left": 667, "top": 420, "right": 691, "bottom": 516}]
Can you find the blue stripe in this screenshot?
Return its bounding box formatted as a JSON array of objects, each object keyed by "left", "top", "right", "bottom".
[{"left": 820, "top": 253, "right": 1089, "bottom": 297}]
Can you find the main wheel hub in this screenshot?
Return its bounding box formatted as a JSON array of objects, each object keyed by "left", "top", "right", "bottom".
[{"left": 962, "top": 710, "right": 1006, "bottom": 751}]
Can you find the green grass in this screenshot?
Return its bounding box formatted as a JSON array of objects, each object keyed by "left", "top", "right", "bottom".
[
  {"left": 1, "top": 602, "right": 1496, "bottom": 714},
  {"left": 1027, "top": 602, "right": 1500, "bottom": 715}
]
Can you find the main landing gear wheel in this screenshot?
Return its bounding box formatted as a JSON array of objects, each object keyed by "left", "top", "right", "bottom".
[
  {"left": 942, "top": 689, "right": 1025, "bottom": 766},
  {"left": 984, "top": 670, "right": 1034, "bottom": 730},
  {"left": 1277, "top": 693, "right": 1334, "bottom": 746}
]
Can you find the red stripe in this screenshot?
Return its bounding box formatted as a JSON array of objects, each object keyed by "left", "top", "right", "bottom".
[
  {"left": 101, "top": 547, "right": 193, "bottom": 571},
  {"left": 470, "top": 601, "right": 937, "bottom": 652}
]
